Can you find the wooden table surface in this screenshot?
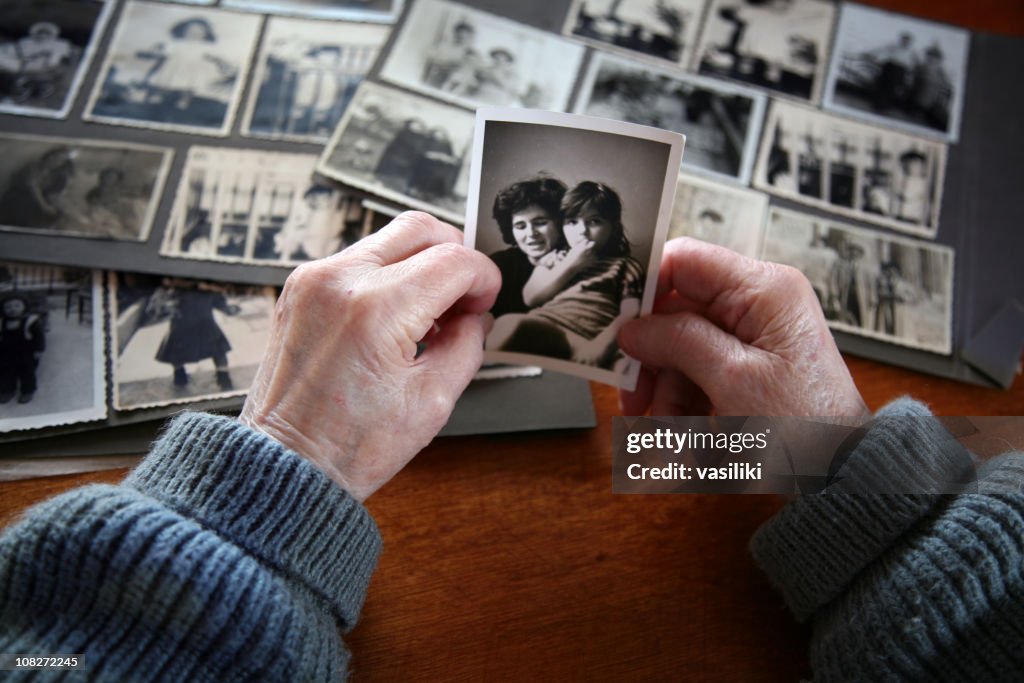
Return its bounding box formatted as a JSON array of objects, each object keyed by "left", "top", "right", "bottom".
[{"left": 2, "top": 1, "right": 1022, "bottom": 680}]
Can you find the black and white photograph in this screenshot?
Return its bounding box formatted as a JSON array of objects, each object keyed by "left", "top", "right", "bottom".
[
  {"left": 464, "top": 109, "right": 684, "bottom": 390},
  {"left": 753, "top": 100, "right": 947, "bottom": 237},
  {"left": 377, "top": 0, "right": 585, "bottom": 111},
  {"left": 822, "top": 4, "right": 970, "bottom": 142},
  {"left": 0, "top": 263, "right": 105, "bottom": 432},
  {"left": 574, "top": 51, "right": 765, "bottom": 184},
  {"left": 760, "top": 207, "right": 953, "bottom": 354},
  {"left": 163, "top": 147, "right": 367, "bottom": 266},
  {"left": 85, "top": 1, "right": 262, "bottom": 136},
  {"left": 0, "top": 133, "right": 173, "bottom": 241},
  {"left": 221, "top": 0, "right": 402, "bottom": 23},
  {"left": 317, "top": 81, "right": 475, "bottom": 223},
  {"left": 241, "top": 17, "right": 389, "bottom": 143},
  {"left": 110, "top": 272, "right": 276, "bottom": 411},
  {"left": 0, "top": 0, "right": 113, "bottom": 119},
  {"left": 563, "top": 0, "right": 708, "bottom": 68},
  {"left": 694, "top": 0, "right": 836, "bottom": 103},
  {"left": 669, "top": 172, "right": 767, "bottom": 258}
]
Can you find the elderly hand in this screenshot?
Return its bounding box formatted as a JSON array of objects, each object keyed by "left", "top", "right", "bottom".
[
  {"left": 240, "top": 212, "right": 501, "bottom": 500},
  {"left": 618, "top": 238, "right": 868, "bottom": 418}
]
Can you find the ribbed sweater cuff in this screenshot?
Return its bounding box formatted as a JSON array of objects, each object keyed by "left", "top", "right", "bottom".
[
  {"left": 751, "top": 398, "right": 975, "bottom": 622},
  {"left": 125, "top": 412, "right": 382, "bottom": 630}
]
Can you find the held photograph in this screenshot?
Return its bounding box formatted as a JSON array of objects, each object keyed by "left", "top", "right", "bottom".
[
  {"left": 317, "top": 81, "right": 476, "bottom": 223},
  {"left": 760, "top": 207, "right": 954, "bottom": 354},
  {"left": 574, "top": 51, "right": 765, "bottom": 184},
  {"left": 0, "top": 0, "right": 114, "bottom": 119},
  {"left": 241, "top": 17, "right": 389, "bottom": 143},
  {"left": 163, "top": 147, "right": 367, "bottom": 266},
  {"left": 668, "top": 172, "right": 768, "bottom": 258},
  {"left": 378, "top": 0, "right": 585, "bottom": 111},
  {"left": 753, "top": 100, "right": 947, "bottom": 238},
  {"left": 562, "top": 0, "right": 709, "bottom": 69},
  {"left": 464, "top": 108, "right": 684, "bottom": 390},
  {"left": 0, "top": 263, "right": 105, "bottom": 433},
  {"left": 85, "top": 1, "right": 262, "bottom": 136},
  {"left": 0, "top": 133, "right": 173, "bottom": 241},
  {"left": 222, "top": 0, "right": 403, "bottom": 23},
  {"left": 822, "top": 4, "right": 970, "bottom": 142},
  {"left": 694, "top": 0, "right": 837, "bottom": 103},
  {"left": 110, "top": 273, "right": 277, "bottom": 411}
]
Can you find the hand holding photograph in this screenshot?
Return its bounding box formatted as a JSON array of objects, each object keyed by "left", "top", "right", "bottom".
[{"left": 464, "top": 109, "right": 684, "bottom": 390}]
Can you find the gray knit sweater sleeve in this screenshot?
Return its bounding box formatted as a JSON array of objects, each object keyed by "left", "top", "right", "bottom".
[
  {"left": 0, "top": 412, "right": 382, "bottom": 681},
  {"left": 751, "top": 398, "right": 1024, "bottom": 681}
]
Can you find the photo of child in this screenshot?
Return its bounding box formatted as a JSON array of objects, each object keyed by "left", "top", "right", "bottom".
[{"left": 0, "top": 294, "right": 46, "bottom": 405}]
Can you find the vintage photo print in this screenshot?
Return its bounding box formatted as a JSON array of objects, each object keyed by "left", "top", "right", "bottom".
[
  {"left": 563, "top": 0, "right": 709, "bottom": 69},
  {"left": 694, "top": 0, "right": 837, "bottom": 103},
  {"left": 0, "top": 133, "right": 173, "bottom": 241},
  {"left": 0, "top": 263, "right": 105, "bottom": 432},
  {"left": 163, "top": 147, "right": 368, "bottom": 266},
  {"left": 822, "top": 4, "right": 970, "bottom": 142},
  {"left": 753, "top": 100, "right": 947, "bottom": 237},
  {"left": 378, "top": 0, "right": 585, "bottom": 111},
  {"left": 668, "top": 172, "right": 767, "bottom": 258},
  {"left": 317, "top": 81, "right": 475, "bottom": 224},
  {"left": 110, "top": 273, "right": 276, "bottom": 411},
  {"left": 761, "top": 207, "right": 953, "bottom": 354},
  {"left": 222, "top": 0, "right": 403, "bottom": 23},
  {"left": 574, "top": 51, "right": 765, "bottom": 185},
  {"left": 241, "top": 17, "right": 389, "bottom": 143},
  {"left": 85, "top": 1, "right": 262, "bottom": 136},
  {"left": 464, "top": 109, "right": 684, "bottom": 390},
  {"left": 0, "top": 0, "right": 114, "bottom": 119}
]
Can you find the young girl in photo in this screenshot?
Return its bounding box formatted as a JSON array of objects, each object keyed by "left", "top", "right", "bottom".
[{"left": 487, "top": 181, "right": 645, "bottom": 370}]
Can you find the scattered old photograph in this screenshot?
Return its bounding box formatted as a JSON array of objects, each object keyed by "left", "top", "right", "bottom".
[
  {"left": 822, "top": 4, "right": 970, "bottom": 142},
  {"left": 318, "top": 81, "right": 476, "bottom": 223},
  {"left": 563, "top": 0, "right": 709, "bottom": 68},
  {"left": 0, "top": 263, "right": 105, "bottom": 432},
  {"left": 163, "top": 147, "right": 368, "bottom": 266},
  {"left": 221, "top": 0, "right": 402, "bottom": 23},
  {"left": 694, "top": 0, "right": 837, "bottom": 103},
  {"left": 464, "top": 108, "right": 684, "bottom": 390},
  {"left": 0, "top": 0, "right": 114, "bottom": 119},
  {"left": 574, "top": 51, "right": 765, "bottom": 184},
  {"left": 241, "top": 17, "right": 389, "bottom": 143},
  {"left": 110, "top": 272, "right": 277, "bottom": 411},
  {"left": 668, "top": 172, "right": 767, "bottom": 258},
  {"left": 753, "top": 100, "right": 947, "bottom": 237},
  {"left": 760, "top": 207, "right": 953, "bottom": 354},
  {"left": 85, "top": 1, "right": 262, "bottom": 135},
  {"left": 0, "top": 133, "right": 173, "bottom": 241},
  {"left": 378, "top": 0, "right": 585, "bottom": 111}
]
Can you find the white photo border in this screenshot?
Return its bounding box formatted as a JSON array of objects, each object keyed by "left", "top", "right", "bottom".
[{"left": 221, "top": 0, "right": 404, "bottom": 24}]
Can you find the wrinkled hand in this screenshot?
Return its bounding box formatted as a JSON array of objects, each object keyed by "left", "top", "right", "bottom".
[
  {"left": 240, "top": 212, "right": 500, "bottom": 500},
  {"left": 618, "top": 238, "right": 868, "bottom": 417}
]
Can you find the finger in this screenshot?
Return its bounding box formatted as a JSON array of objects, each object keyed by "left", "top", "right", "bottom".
[
  {"left": 648, "top": 368, "right": 712, "bottom": 417},
  {"left": 414, "top": 312, "right": 490, "bottom": 416},
  {"left": 657, "top": 238, "right": 769, "bottom": 324},
  {"left": 619, "top": 364, "right": 656, "bottom": 415},
  {"left": 336, "top": 211, "right": 464, "bottom": 267}
]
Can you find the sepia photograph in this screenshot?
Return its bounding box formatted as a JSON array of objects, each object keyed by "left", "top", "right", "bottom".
[
  {"left": 563, "top": 0, "right": 709, "bottom": 68},
  {"left": 822, "top": 4, "right": 970, "bottom": 142},
  {"left": 241, "top": 17, "right": 389, "bottom": 143},
  {"left": 163, "top": 147, "right": 367, "bottom": 266},
  {"left": 0, "top": 0, "right": 114, "bottom": 119},
  {"left": 464, "top": 108, "right": 684, "bottom": 390},
  {"left": 0, "top": 133, "right": 173, "bottom": 241},
  {"left": 760, "top": 207, "right": 954, "bottom": 354},
  {"left": 694, "top": 0, "right": 836, "bottom": 103},
  {"left": 378, "top": 0, "right": 585, "bottom": 111},
  {"left": 317, "top": 81, "right": 476, "bottom": 223},
  {"left": 110, "top": 273, "right": 277, "bottom": 411},
  {"left": 753, "top": 100, "right": 947, "bottom": 238},
  {"left": 0, "top": 263, "right": 105, "bottom": 432},
  {"left": 222, "top": 0, "right": 402, "bottom": 23},
  {"left": 668, "top": 172, "right": 767, "bottom": 258},
  {"left": 574, "top": 51, "right": 765, "bottom": 184},
  {"left": 85, "top": 1, "right": 262, "bottom": 136}
]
